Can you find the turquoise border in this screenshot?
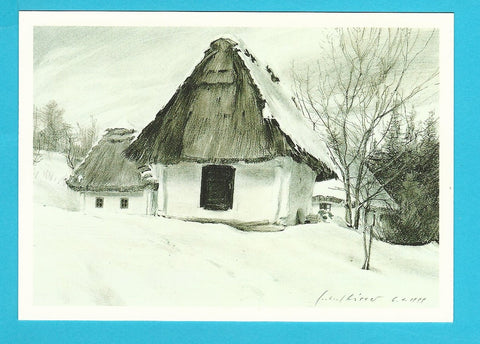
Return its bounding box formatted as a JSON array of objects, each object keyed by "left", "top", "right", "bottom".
[{"left": 2, "top": 0, "right": 478, "bottom": 343}]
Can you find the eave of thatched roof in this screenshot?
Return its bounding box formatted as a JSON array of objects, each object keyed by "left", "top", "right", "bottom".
[
  {"left": 125, "top": 37, "right": 336, "bottom": 180},
  {"left": 66, "top": 128, "right": 156, "bottom": 192}
]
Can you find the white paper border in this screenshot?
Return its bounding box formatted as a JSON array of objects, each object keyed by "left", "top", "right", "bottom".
[{"left": 18, "top": 11, "right": 454, "bottom": 322}]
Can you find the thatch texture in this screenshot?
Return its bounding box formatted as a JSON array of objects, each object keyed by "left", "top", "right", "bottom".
[
  {"left": 66, "top": 128, "right": 155, "bottom": 192},
  {"left": 125, "top": 38, "right": 335, "bottom": 179}
]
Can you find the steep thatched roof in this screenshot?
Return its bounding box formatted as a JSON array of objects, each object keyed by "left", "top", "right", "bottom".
[
  {"left": 66, "top": 128, "right": 155, "bottom": 192},
  {"left": 125, "top": 37, "right": 335, "bottom": 179}
]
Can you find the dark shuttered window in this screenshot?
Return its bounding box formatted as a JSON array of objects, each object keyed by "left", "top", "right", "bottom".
[
  {"left": 120, "top": 198, "right": 129, "bottom": 209},
  {"left": 200, "top": 165, "right": 235, "bottom": 211},
  {"left": 95, "top": 197, "right": 104, "bottom": 208}
]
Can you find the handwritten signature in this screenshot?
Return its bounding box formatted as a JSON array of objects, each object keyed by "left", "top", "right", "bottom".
[{"left": 314, "top": 290, "right": 427, "bottom": 306}]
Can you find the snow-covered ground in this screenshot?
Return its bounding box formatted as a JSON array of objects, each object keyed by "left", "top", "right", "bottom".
[{"left": 32, "top": 152, "right": 439, "bottom": 308}]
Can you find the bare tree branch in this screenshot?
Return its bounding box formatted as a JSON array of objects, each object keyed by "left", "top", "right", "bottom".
[{"left": 292, "top": 28, "right": 438, "bottom": 257}]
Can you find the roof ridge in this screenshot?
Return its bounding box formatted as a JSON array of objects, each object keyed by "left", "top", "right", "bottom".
[{"left": 124, "top": 37, "right": 336, "bottom": 179}]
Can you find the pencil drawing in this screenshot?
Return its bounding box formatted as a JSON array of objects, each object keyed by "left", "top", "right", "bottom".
[{"left": 28, "top": 22, "right": 447, "bottom": 313}]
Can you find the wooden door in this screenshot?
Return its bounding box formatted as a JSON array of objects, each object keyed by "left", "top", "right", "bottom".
[{"left": 200, "top": 165, "right": 235, "bottom": 210}]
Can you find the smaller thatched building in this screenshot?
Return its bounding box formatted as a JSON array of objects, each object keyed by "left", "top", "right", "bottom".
[{"left": 66, "top": 128, "right": 157, "bottom": 215}]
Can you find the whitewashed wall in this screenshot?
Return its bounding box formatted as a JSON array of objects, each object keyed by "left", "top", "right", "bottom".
[
  {"left": 82, "top": 190, "right": 152, "bottom": 215},
  {"left": 153, "top": 157, "right": 316, "bottom": 226},
  {"left": 283, "top": 159, "right": 316, "bottom": 225},
  {"left": 156, "top": 160, "right": 278, "bottom": 223}
]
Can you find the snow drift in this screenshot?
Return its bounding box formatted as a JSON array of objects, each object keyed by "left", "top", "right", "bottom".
[{"left": 32, "top": 153, "right": 439, "bottom": 308}]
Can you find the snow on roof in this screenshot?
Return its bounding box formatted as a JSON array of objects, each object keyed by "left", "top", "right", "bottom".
[
  {"left": 313, "top": 179, "right": 345, "bottom": 200},
  {"left": 234, "top": 38, "right": 337, "bottom": 172}
]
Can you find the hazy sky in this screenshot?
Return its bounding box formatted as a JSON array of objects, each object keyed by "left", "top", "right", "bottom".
[{"left": 33, "top": 26, "right": 439, "bottom": 131}]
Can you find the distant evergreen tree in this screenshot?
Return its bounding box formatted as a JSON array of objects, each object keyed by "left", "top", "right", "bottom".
[{"left": 371, "top": 112, "right": 439, "bottom": 245}]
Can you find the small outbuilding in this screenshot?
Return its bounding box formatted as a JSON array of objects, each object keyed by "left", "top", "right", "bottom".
[
  {"left": 311, "top": 178, "right": 345, "bottom": 222},
  {"left": 66, "top": 128, "right": 157, "bottom": 215},
  {"left": 311, "top": 176, "right": 397, "bottom": 226}
]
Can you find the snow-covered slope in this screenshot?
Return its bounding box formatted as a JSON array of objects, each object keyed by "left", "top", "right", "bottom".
[
  {"left": 33, "top": 205, "right": 438, "bottom": 308},
  {"left": 33, "top": 151, "right": 80, "bottom": 211},
  {"left": 32, "top": 154, "right": 438, "bottom": 308}
]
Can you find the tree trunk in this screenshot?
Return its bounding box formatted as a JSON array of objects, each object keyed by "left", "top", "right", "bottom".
[
  {"left": 345, "top": 203, "right": 353, "bottom": 227},
  {"left": 344, "top": 178, "right": 353, "bottom": 227},
  {"left": 362, "top": 227, "right": 371, "bottom": 270},
  {"left": 353, "top": 184, "right": 362, "bottom": 229},
  {"left": 362, "top": 208, "right": 375, "bottom": 270},
  {"left": 353, "top": 205, "right": 361, "bottom": 230}
]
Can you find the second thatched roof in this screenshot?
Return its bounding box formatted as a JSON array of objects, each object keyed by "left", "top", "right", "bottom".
[{"left": 66, "top": 128, "right": 155, "bottom": 192}]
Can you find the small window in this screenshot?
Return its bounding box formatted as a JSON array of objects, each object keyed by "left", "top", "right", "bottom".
[
  {"left": 95, "top": 197, "right": 104, "bottom": 208},
  {"left": 319, "top": 203, "right": 331, "bottom": 211},
  {"left": 120, "top": 198, "right": 129, "bottom": 209}
]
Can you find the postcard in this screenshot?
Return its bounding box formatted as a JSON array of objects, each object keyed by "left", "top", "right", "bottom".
[{"left": 18, "top": 11, "right": 453, "bottom": 321}]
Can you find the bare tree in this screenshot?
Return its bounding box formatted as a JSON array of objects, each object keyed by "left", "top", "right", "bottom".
[
  {"left": 293, "top": 28, "right": 438, "bottom": 233},
  {"left": 358, "top": 170, "right": 391, "bottom": 270},
  {"left": 64, "top": 116, "right": 99, "bottom": 170},
  {"left": 33, "top": 101, "right": 99, "bottom": 170},
  {"left": 64, "top": 135, "right": 78, "bottom": 170},
  {"left": 75, "top": 115, "right": 99, "bottom": 158},
  {"left": 36, "top": 100, "right": 71, "bottom": 153}
]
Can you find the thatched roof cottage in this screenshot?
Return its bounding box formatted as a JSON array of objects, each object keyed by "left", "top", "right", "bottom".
[
  {"left": 124, "top": 37, "right": 335, "bottom": 226},
  {"left": 66, "top": 128, "right": 157, "bottom": 214},
  {"left": 311, "top": 174, "right": 397, "bottom": 226}
]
